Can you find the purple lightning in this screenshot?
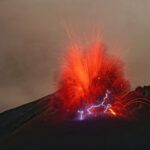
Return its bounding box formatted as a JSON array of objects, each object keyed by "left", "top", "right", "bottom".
[
  {"left": 77, "top": 110, "right": 84, "bottom": 120},
  {"left": 77, "top": 90, "right": 112, "bottom": 120}
]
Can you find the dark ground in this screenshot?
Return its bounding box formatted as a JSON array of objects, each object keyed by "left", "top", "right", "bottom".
[
  {"left": 0, "top": 87, "right": 150, "bottom": 150},
  {"left": 0, "top": 115, "right": 150, "bottom": 150}
]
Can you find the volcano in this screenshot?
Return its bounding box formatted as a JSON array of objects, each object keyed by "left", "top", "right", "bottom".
[
  {"left": 0, "top": 86, "right": 150, "bottom": 150},
  {"left": 0, "top": 41, "right": 150, "bottom": 149}
]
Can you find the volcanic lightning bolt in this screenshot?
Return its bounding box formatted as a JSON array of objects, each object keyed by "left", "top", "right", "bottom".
[
  {"left": 77, "top": 90, "right": 113, "bottom": 120},
  {"left": 86, "top": 90, "right": 111, "bottom": 115}
]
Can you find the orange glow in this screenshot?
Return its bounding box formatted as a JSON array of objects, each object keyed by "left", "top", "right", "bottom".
[
  {"left": 58, "top": 40, "right": 130, "bottom": 112},
  {"left": 109, "top": 108, "right": 117, "bottom": 116}
]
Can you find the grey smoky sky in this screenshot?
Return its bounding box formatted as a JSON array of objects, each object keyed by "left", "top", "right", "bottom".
[{"left": 0, "top": 0, "right": 150, "bottom": 112}]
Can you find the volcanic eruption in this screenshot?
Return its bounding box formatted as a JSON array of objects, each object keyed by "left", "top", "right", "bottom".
[{"left": 57, "top": 41, "right": 130, "bottom": 120}]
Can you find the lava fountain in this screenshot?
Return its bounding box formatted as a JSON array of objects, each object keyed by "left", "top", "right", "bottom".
[{"left": 58, "top": 40, "right": 130, "bottom": 120}]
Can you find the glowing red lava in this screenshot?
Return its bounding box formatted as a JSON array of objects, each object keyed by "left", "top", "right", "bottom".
[{"left": 58, "top": 40, "right": 130, "bottom": 119}]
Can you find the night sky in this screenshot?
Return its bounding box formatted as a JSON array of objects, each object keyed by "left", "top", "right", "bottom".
[{"left": 0, "top": 0, "right": 150, "bottom": 112}]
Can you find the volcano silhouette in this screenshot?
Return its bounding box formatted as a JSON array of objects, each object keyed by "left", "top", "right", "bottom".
[{"left": 0, "top": 86, "right": 150, "bottom": 150}]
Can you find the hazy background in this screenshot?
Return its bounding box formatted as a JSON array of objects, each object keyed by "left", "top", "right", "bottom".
[{"left": 0, "top": 0, "right": 150, "bottom": 112}]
